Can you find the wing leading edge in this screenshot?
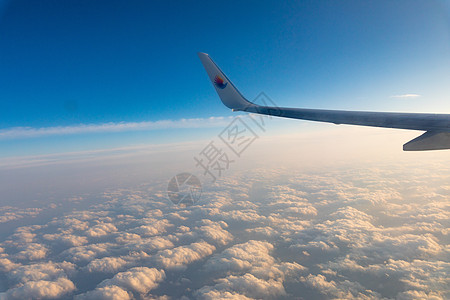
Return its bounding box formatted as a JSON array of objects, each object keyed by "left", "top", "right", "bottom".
[{"left": 198, "top": 52, "right": 450, "bottom": 151}]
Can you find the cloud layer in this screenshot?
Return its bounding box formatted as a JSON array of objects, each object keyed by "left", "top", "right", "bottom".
[
  {"left": 0, "top": 116, "right": 233, "bottom": 140},
  {"left": 0, "top": 157, "right": 448, "bottom": 299}
]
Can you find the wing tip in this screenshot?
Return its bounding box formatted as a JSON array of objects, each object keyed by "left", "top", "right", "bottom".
[
  {"left": 403, "top": 131, "right": 450, "bottom": 151},
  {"left": 198, "top": 52, "right": 256, "bottom": 111}
]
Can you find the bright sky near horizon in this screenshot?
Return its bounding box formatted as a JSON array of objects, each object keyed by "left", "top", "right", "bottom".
[
  {"left": 0, "top": 3, "right": 449, "bottom": 299},
  {"left": 0, "top": 0, "right": 449, "bottom": 157}
]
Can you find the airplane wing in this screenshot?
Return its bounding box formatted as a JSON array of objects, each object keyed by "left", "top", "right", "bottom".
[{"left": 198, "top": 52, "right": 450, "bottom": 151}]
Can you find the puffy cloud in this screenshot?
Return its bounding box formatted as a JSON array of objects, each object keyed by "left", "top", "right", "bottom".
[
  {"left": 15, "top": 243, "right": 48, "bottom": 260},
  {"left": 61, "top": 243, "right": 114, "bottom": 262},
  {"left": 244, "top": 226, "right": 278, "bottom": 238},
  {"left": 86, "top": 257, "right": 128, "bottom": 273},
  {"left": 301, "top": 274, "right": 346, "bottom": 297},
  {"left": 8, "top": 261, "right": 76, "bottom": 283},
  {"left": 0, "top": 257, "right": 20, "bottom": 272},
  {"left": 367, "top": 233, "right": 443, "bottom": 259},
  {"left": 194, "top": 289, "right": 253, "bottom": 300},
  {"left": 65, "top": 210, "right": 110, "bottom": 222},
  {"left": 50, "top": 217, "right": 89, "bottom": 232},
  {"left": 121, "top": 236, "right": 174, "bottom": 253},
  {"left": 276, "top": 262, "right": 308, "bottom": 279},
  {"left": 86, "top": 223, "right": 117, "bottom": 238},
  {"left": 195, "top": 220, "right": 233, "bottom": 246},
  {"left": 0, "top": 159, "right": 448, "bottom": 299},
  {"left": 97, "top": 267, "right": 165, "bottom": 294},
  {"left": 300, "top": 274, "right": 379, "bottom": 299},
  {"left": 196, "top": 273, "right": 285, "bottom": 299},
  {"left": 322, "top": 258, "right": 450, "bottom": 297},
  {"left": 78, "top": 267, "right": 165, "bottom": 299},
  {"left": 75, "top": 285, "right": 132, "bottom": 300},
  {"left": 383, "top": 200, "right": 450, "bottom": 223},
  {"left": 0, "top": 261, "right": 77, "bottom": 299},
  {"left": 155, "top": 241, "right": 216, "bottom": 270},
  {"left": 0, "top": 207, "right": 42, "bottom": 224},
  {"left": 290, "top": 239, "right": 340, "bottom": 254},
  {"left": 266, "top": 216, "right": 310, "bottom": 233},
  {"left": 43, "top": 233, "right": 88, "bottom": 247},
  {"left": 397, "top": 290, "right": 444, "bottom": 300},
  {"left": 299, "top": 206, "right": 378, "bottom": 249},
  {"left": 133, "top": 219, "right": 173, "bottom": 236},
  {"left": 267, "top": 186, "right": 317, "bottom": 216},
  {"left": 208, "top": 209, "right": 266, "bottom": 223},
  {"left": 8, "top": 227, "right": 39, "bottom": 244},
  {"left": 204, "top": 240, "right": 274, "bottom": 274},
  {"left": 115, "top": 233, "right": 141, "bottom": 244},
  {"left": 204, "top": 240, "right": 307, "bottom": 283},
  {"left": 0, "top": 277, "right": 76, "bottom": 300}
]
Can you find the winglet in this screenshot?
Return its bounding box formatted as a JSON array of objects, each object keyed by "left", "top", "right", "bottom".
[
  {"left": 403, "top": 131, "right": 450, "bottom": 151},
  {"left": 197, "top": 53, "right": 256, "bottom": 111}
]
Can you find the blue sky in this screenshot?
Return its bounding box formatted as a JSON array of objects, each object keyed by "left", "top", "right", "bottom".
[{"left": 0, "top": 0, "right": 449, "bottom": 157}]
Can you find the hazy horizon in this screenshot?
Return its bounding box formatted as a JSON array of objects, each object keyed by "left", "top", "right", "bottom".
[{"left": 0, "top": 1, "right": 449, "bottom": 299}]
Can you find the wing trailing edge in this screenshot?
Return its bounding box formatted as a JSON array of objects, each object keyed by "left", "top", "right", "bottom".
[
  {"left": 198, "top": 53, "right": 450, "bottom": 151},
  {"left": 403, "top": 131, "right": 450, "bottom": 151}
]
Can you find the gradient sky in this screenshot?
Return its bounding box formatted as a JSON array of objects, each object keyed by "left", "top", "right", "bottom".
[
  {"left": 0, "top": 3, "right": 449, "bottom": 298},
  {"left": 0, "top": 0, "right": 449, "bottom": 157}
]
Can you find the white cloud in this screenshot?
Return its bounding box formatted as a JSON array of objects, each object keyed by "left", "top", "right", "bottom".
[
  {"left": 115, "top": 233, "right": 141, "bottom": 244},
  {"left": 194, "top": 289, "right": 253, "bottom": 300},
  {"left": 0, "top": 258, "right": 20, "bottom": 272},
  {"left": 0, "top": 116, "right": 233, "bottom": 140},
  {"left": 8, "top": 261, "right": 76, "bottom": 283},
  {"left": 155, "top": 241, "right": 216, "bottom": 270},
  {"left": 0, "top": 261, "right": 77, "bottom": 300},
  {"left": 390, "top": 94, "right": 421, "bottom": 98},
  {"left": 209, "top": 209, "right": 266, "bottom": 223},
  {"left": 45, "top": 234, "right": 88, "bottom": 247},
  {"left": 397, "top": 290, "right": 444, "bottom": 300},
  {"left": 300, "top": 274, "right": 380, "bottom": 299},
  {"left": 204, "top": 240, "right": 307, "bottom": 283},
  {"left": 196, "top": 273, "right": 285, "bottom": 299},
  {"left": 61, "top": 243, "right": 114, "bottom": 262},
  {"left": 267, "top": 186, "right": 317, "bottom": 216},
  {"left": 0, "top": 277, "right": 76, "bottom": 300},
  {"left": 86, "top": 223, "right": 118, "bottom": 238},
  {"left": 121, "top": 236, "right": 174, "bottom": 253},
  {"left": 97, "top": 267, "right": 165, "bottom": 294},
  {"left": 276, "top": 262, "right": 308, "bottom": 279},
  {"left": 133, "top": 219, "right": 173, "bottom": 236},
  {"left": 15, "top": 243, "right": 48, "bottom": 260},
  {"left": 244, "top": 226, "right": 278, "bottom": 238},
  {"left": 8, "top": 227, "right": 39, "bottom": 244},
  {"left": 204, "top": 240, "right": 274, "bottom": 274},
  {"left": 75, "top": 285, "right": 132, "bottom": 300},
  {"left": 301, "top": 274, "right": 345, "bottom": 297},
  {"left": 0, "top": 207, "right": 42, "bottom": 223},
  {"left": 0, "top": 159, "right": 448, "bottom": 299},
  {"left": 52, "top": 218, "right": 89, "bottom": 232},
  {"left": 195, "top": 220, "right": 233, "bottom": 246},
  {"left": 322, "top": 258, "right": 450, "bottom": 297},
  {"left": 86, "top": 257, "right": 128, "bottom": 273}
]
